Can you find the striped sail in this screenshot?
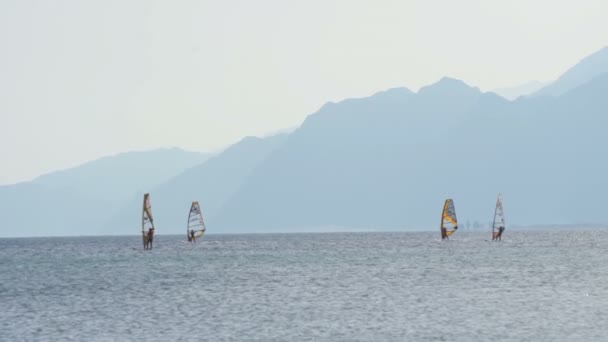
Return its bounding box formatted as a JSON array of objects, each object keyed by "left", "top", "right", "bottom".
[
  {"left": 441, "top": 199, "right": 458, "bottom": 239},
  {"left": 187, "top": 201, "right": 207, "bottom": 241}
]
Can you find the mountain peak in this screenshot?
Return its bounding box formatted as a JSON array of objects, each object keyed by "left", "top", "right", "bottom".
[
  {"left": 418, "top": 77, "right": 480, "bottom": 95},
  {"left": 371, "top": 86, "right": 414, "bottom": 97}
]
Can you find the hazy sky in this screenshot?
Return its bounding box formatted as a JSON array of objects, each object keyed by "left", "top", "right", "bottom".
[{"left": 1, "top": 0, "right": 606, "bottom": 184}]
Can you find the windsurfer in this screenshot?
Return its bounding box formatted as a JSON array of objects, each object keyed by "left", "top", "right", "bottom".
[
  {"left": 146, "top": 228, "right": 155, "bottom": 249},
  {"left": 190, "top": 229, "right": 196, "bottom": 243},
  {"left": 441, "top": 227, "right": 448, "bottom": 240},
  {"left": 497, "top": 226, "right": 504, "bottom": 241}
]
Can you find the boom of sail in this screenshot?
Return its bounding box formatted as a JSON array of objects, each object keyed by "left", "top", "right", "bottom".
[
  {"left": 187, "top": 201, "right": 207, "bottom": 241},
  {"left": 440, "top": 199, "right": 458, "bottom": 239},
  {"left": 492, "top": 193, "right": 505, "bottom": 240},
  {"left": 142, "top": 193, "right": 155, "bottom": 247}
]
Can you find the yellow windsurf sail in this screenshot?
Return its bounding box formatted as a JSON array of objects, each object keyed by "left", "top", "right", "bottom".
[
  {"left": 440, "top": 198, "right": 458, "bottom": 239},
  {"left": 186, "top": 201, "right": 207, "bottom": 242},
  {"left": 492, "top": 193, "right": 505, "bottom": 241},
  {"left": 142, "top": 193, "right": 155, "bottom": 248}
]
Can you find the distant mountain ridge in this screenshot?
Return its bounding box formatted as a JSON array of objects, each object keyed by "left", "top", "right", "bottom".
[
  {"left": 211, "top": 78, "right": 497, "bottom": 231},
  {"left": 211, "top": 73, "right": 608, "bottom": 232},
  {"left": 32, "top": 148, "right": 210, "bottom": 204},
  {"left": 105, "top": 135, "right": 287, "bottom": 235},
  {"left": 533, "top": 46, "right": 608, "bottom": 97},
  {"left": 491, "top": 81, "right": 548, "bottom": 100},
  {"left": 0, "top": 148, "right": 211, "bottom": 237},
  {"left": 2, "top": 46, "right": 608, "bottom": 237}
]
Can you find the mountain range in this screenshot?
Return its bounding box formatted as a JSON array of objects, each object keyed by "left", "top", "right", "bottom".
[
  {"left": 491, "top": 81, "right": 548, "bottom": 100},
  {"left": 2, "top": 46, "right": 608, "bottom": 237},
  {"left": 0, "top": 149, "right": 210, "bottom": 236},
  {"left": 533, "top": 46, "right": 608, "bottom": 97},
  {"left": 212, "top": 73, "right": 608, "bottom": 232}
]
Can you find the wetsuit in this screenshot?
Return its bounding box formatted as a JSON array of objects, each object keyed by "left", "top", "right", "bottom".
[{"left": 147, "top": 229, "right": 154, "bottom": 249}]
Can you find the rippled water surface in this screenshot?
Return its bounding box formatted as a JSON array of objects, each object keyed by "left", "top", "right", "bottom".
[{"left": 2, "top": 231, "right": 608, "bottom": 341}]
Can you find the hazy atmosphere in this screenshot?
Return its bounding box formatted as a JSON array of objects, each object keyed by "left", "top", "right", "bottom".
[
  {"left": 5, "top": 3, "right": 608, "bottom": 341},
  {"left": 1, "top": 0, "right": 607, "bottom": 184}
]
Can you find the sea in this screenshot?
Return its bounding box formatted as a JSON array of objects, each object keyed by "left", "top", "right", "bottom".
[{"left": 1, "top": 230, "right": 608, "bottom": 341}]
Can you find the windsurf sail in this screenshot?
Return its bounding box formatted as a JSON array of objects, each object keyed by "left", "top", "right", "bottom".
[
  {"left": 440, "top": 199, "right": 458, "bottom": 239},
  {"left": 492, "top": 193, "right": 505, "bottom": 241},
  {"left": 186, "top": 201, "right": 207, "bottom": 241},
  {"left": 142, "top": 193, "right": 155, "bottom": 248}
]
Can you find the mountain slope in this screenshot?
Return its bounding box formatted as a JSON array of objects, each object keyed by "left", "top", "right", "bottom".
[
  {"left": 32, "top": 148, "right": 210, "bottom": 204},
  {"left": 105, "top": 134, "right": 288, "bottom": 235},
  {"left": 4, "top": 47, "right": 608, "bottom": 237},
  {"left": 0, "top": 148, "right": 211, "bottom": 237},
  {"left": 0, "top": 183, "right": 108, "bottom": 237},
  {"left": 212, "top": 75, "right": 608, "bottom": 231},
  {"left": 534, "top": 46, "right": 608, "bottom": 97},
  {"left": 491, "top": 81, "right": 548, "bottom": 100},
  {"left": 212, "top": 79, "right": 492, "bottom": 231}
]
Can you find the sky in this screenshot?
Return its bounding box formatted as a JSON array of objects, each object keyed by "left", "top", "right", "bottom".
[{"left": 1, "top": 0, "right": 606, "bottom": 185}]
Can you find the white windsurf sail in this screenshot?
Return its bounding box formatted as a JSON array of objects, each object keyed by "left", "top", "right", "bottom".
[
  {"left": 142, "top": 193, "right": 155, "bottom": 248},
  {"left": 492, "top": 193, "right": 505, "bottom": 241},
  {"left": 186, "top": 201, "right": 207, "bottom": 241}
]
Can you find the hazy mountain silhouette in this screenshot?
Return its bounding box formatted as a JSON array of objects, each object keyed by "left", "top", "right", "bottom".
[
  {"left": 211, "top": 78, "right": 493, "bottom": 232},
  {"left": 3, "top": 48, "right": 608, "bottom": 237},
  {"left": 491, "top": 80, "right": 548, "bottom": 100},
  {"left": 534, "top": 46, "right": 608, "bottom": 97},
  {"left": 211, "top": 74, "right": 608, "bottom": 232},
  {"left": 0, "top": 183, "right": 109, "bottom": 237},
  {"left": 32, "top": 148, "right": 210, "bottom": 204},
  {"left": 0, "top": 148, "right": 210, "bottom": 237},
  {"left": 104, "top": 134, "right": 287, "bottom": 235}
]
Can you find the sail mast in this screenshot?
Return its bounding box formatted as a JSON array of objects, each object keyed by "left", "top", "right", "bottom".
[
  {"left": 492, "top": 195, "right": 498, "bottom": 232},
  {"left": 141, "top": 193, "right": 147, "bottom": 235},
  {"left": 142, "top": 193, "right": 155, "bottom": 248},
  {"left": 440, "top": 200, "right": 446, "bottom": 239}
]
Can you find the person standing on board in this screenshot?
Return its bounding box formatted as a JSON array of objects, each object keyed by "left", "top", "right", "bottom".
[
  {"left": 190, "top": 229, "right": 196, "bottom": 243},
  {"left": 441, "top": 227, "right": 448, "bottom": 240},
  {"left": 146, "top": 228, "right": 155, "bottom": 249},
  {"left": 497, "top": 226, "right": 505, "bottom": 241},
  {"left": 144, "top": 229, "right": 149, "bottom": 249}
]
